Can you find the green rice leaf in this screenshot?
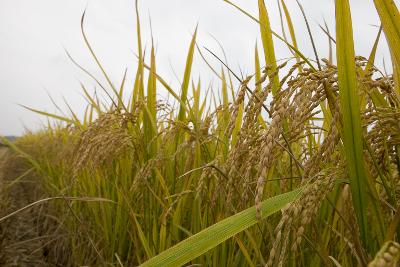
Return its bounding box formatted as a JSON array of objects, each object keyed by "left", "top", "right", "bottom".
[
  {"left": 223, "top": 0, "right": 316, "bottom": 71},
  {"left": 335, "top": 0, "right": 370, "bottom": 246},
  {"left": 178, "top": 26, "right": 198, "bottom": 122},
  {"left": 280, "top": 0, "right": 302, "bottom": 69},
  {"left": 141, "top": 188, "right": 302, "bottom": 267},
  {"left": 19, "top": 105, "right": 75, "bottom": 125}
]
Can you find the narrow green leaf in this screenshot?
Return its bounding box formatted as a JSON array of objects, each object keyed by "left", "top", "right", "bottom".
[
  {"left": 280, "top": 0, "right": 302, "bottom": 70},
  {"left": 254, "top": 43, "right": 262, "bottom": 93},
  {"left": 335, "top": 0, "right": 369, "bottom": 246},
  {"left": 81, "top": 11, "right": 120, "bottom": 99},
  {"left": 178, "top": 27, "right": 198, "bottom": 122},
  {"left": 360, "top": 27, "right": 383, "bottom": 110},
  {"left": 365, "top": 27, "right": 383, "bottom": 74},
  {"left": 145, "top": 45, "right": 158, "bottom": 157},
  {"left": 141, "top": 188, "right": 302, "bottom": 267},
  {"left": 19, "top": 105, "right": 75, "bottom": 125},
  {"left": 118, "top": 68, "right": 128, "bottom": 110},
  {"left": 133, "top": 216, "right": 154, "bottom": 259},
  {"left": 135, "top": 0, "right": 145, "bottom": 100},
  {"left": 81, "top": 83, "right": 101, "bottom": 114},
  {"left": 142, "top": 61, "right": 185, "bottom": 108},
  {"left": 222, "top": 0, "right": 316, "bottom": 71}
]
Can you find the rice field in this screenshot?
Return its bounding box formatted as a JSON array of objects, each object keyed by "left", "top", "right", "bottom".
[{"left": 1, "top": 0, "right": 400, "bottom": 266}]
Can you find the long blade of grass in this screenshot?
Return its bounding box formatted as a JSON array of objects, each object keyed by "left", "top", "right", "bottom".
[
  {"left": 145, "top": 44, "right": 158, "bottom": 157},
  {"left": 81, "top": 83, "right": 102, "bottom": 114},
  {"left": 177, "top": 26, "right": 198, "bottom": 122},
  {"left": 81, "top": 11, "right": 124, "bottom": 106},
  {"left": 254, "top": 43, "right": 262, "bottom": 93},
  {"left": 258, "top": 0, "right": 279, "bottom": 95},
  {"left": 335, "top": 0, "right": 370, "bottom": 246},
  {"left": 65, "top": 49, "right": 119, "bottom": 109},
  {"left": 141, "top": 61, "right": 185, "bottom": 109},
  {"left": 223, "top": 0, "right": 316, "bottom": 71},
  {"left": 19, "top": 105, "right": 75, "bottom": 125},
  {"left": 360, "top": 27, "right": 383, "bottom": 110},
  {"left": 280, "top": 0, "right": 302, "bottom": 69},
  {"left": 62, "top": 97, "right": 82, "bottom": 127},
  {"left": 133, "top": 215, "right": 155, "bottom": 259},
  {"left": 118, "top": 68, "right": 128, "bottom": 110},
  {"left": 365, "top": 27, "right": 383, "bottom": 74},
  {"left": 0, "top": 196, "right": 115, "bottom": 224},
  {"left": 141, "top": 188, "right": 302, "bottom": 267},
  {"left": 135, "top": 0, "right": 145, "bottom": 100}
]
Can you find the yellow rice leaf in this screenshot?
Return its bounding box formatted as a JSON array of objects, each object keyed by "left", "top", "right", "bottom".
[{"left": 258, "top": 0, "right": 279, "bottom": 95}]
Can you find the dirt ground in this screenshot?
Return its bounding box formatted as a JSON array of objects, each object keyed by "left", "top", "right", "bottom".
[{"left": 0, "top": 148, "right": 69, "bottom": 267}]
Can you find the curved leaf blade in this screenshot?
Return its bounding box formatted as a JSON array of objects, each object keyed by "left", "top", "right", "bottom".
[{"left": 141, "top": 188, "right": 302, "bottom": 267}]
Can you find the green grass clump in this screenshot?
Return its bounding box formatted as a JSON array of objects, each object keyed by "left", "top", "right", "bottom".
[{"left": 5, "top": 0, "right": 400, "bottom": 266}]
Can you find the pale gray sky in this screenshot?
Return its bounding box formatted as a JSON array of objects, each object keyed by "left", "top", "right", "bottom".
[{"left": 0, "top": 0, "right": 397, "bottom": 135}]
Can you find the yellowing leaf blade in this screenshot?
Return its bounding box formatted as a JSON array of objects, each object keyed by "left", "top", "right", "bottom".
[{"left": 258, "top": 0, "right": 279, "bottom": 95}]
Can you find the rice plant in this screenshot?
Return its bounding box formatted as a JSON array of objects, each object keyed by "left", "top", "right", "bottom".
[{"left": 3, "top": 0, "right": 400, "bottom": 266}]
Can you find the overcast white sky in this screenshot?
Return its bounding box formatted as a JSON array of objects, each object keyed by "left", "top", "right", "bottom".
[{"left": 0, "top": 0, "right": 398, "bottom": 136}]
